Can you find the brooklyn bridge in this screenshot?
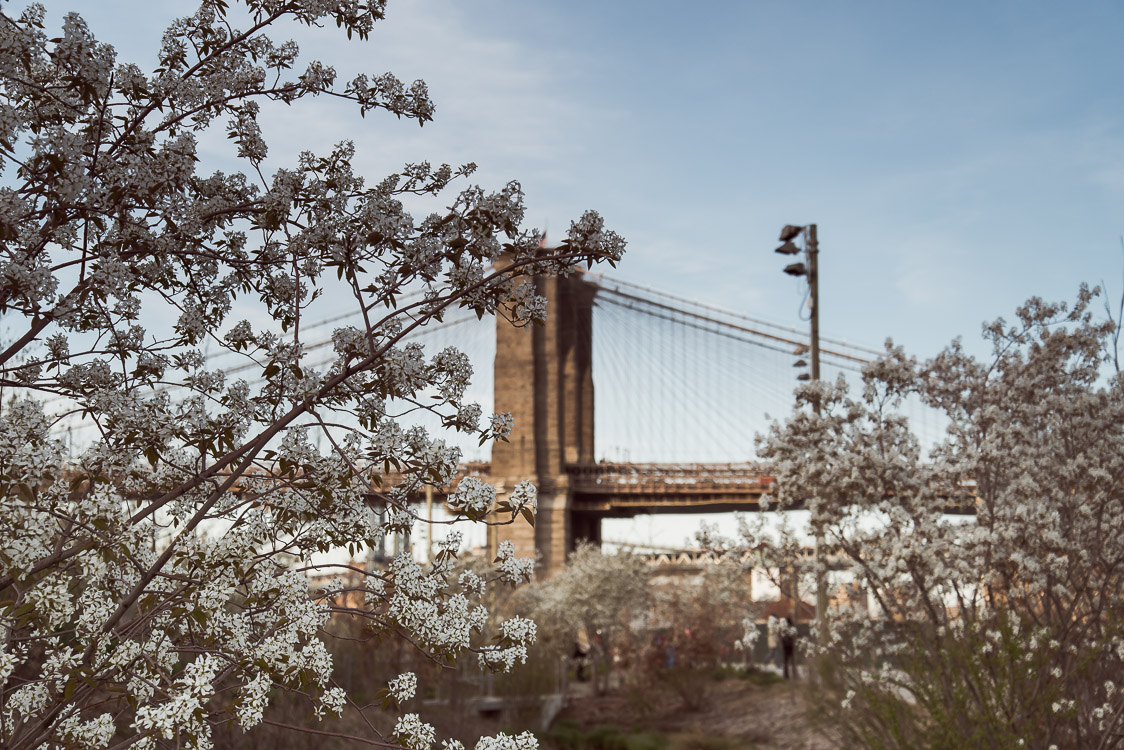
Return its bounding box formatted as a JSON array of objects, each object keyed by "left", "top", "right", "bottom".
[{"left": 370, "top": 269, "right": 945, "bottom": 577}]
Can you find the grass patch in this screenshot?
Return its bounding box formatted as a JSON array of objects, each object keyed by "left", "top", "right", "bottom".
[
  {"left": 712, "top": 665, "right": 784, "bottom": 687},
  {"left": 544, "top": 721, "right": 667, "bottom": 750},
  {"left": 666, "top": 733, "right": 749, "bottom": 750},
  {"left": 544, "top": 722, "right": 755, "bottom": 750}
]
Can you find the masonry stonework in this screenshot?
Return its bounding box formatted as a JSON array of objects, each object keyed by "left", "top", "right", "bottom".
[{"left": 489, "top": 271, "right": 597, "bottom": 578}]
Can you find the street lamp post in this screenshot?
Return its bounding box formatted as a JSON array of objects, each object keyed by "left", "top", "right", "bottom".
[
  {"left": 805, "top": 225, "right": 820, "bottom": 385},
  {"left": 775, "top": 224, "right": 827, "bottom": 634}
]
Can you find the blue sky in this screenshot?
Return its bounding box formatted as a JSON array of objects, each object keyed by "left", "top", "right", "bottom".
[
  {"left": 60, "top": 0, "right": 1124, "bottom": 361},
  {"left": 45, "top": 0, "right": 1124, "bottom": 550}
]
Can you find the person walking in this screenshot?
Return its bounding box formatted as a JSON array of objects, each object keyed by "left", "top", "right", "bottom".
[{"left": 781, "top": 617, "right": 797, "bottom": 679}]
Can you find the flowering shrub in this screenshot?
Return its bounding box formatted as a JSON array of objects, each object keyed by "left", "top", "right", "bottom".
[
  {"left": 741, "top": 288, "right": 1124, "bottom": 749},
  {"left": 520, "top": 543, "right": 650, "bottom": 696},
  {"left": 0, "top": 3, "right": 624, "bottom": 749}
]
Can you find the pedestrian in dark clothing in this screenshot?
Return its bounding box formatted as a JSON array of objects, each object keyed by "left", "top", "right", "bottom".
[
  {"left": 572, "top": 641, "right": 591, "bottom": 682},
  {"left": 781, "top": 617, "right": 797, "bottom": 680}
]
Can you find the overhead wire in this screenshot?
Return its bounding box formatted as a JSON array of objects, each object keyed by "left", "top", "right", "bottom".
[
  {"left": 582, "top": 269, "right": 884, "bottom": 357},
  {"left": 588, "top": 277, "right": 878, "bottom": 463},
  {"left": 596, "top": 294, "right": 865, "bottom": 371},
  {"left": 593, "top": 295, "right": 795, "bottom": 462}
]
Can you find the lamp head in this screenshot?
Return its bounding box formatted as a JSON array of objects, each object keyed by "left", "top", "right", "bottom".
[{"left": 779, "top": 225, "right": 804, "bottom": 242}]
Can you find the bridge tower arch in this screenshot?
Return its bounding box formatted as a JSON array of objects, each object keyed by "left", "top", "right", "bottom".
[{"left": 489, "top": 269, "right": 599, "bottom": 577}]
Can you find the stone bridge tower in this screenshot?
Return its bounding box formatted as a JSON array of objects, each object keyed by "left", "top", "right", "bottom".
[{"left": 488, "top": 270, "right": 598, "bottom": 577}]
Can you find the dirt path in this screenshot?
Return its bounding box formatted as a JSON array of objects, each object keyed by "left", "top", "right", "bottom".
[{"left": 551, "top": 675, "right": 838, "bottom": 749}]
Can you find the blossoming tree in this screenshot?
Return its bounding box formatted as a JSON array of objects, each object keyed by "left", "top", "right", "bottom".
[
  {"left": 738, "top": 288, "right": 1124, "bottom": 749},
  {"left": 0, "top": 2, "right": 624, "bottom": 748}
]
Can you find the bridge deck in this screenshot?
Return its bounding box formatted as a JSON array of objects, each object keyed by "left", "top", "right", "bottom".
[
  {"left": 373, "top": 461, "right": 975, "bottom": 516},
  {"left": 566, "top": 462, "right": 773, "bottom": 514}
]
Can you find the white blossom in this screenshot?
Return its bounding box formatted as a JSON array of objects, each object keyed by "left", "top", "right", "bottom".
[
  {"left": 394, "top": 713, "right": 437, "bottom": 750},
  {"left": 389, "top": 671, "right": 418, "bottom": 702},
  {"left": 474, "top": 731, "right": 539, "bottom": 750},
  {"left": 451, "top": 476, "right": 497, "bottom": 516}
]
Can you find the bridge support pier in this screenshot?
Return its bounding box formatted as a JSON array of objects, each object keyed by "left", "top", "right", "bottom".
[
  {"left": 489, "top": 269, "right": 596, "bottom": 578},
  {"left": 570, "top": 512, "right": 602, "bottom": 548}
]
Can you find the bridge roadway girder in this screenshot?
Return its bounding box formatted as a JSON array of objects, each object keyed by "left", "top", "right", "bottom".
[
  {"left": 572, "top": 495, "right": 766, "bottom": 516},
  {"left": 374, "top": 459, "right": 976, "bottom": 518},
  {"left": 565, "top": 461, "right": 775, "bottom": 516}
]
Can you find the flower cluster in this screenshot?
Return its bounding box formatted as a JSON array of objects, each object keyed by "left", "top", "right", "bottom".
[
  {"left": 451, "top": 476, "right": 497, "bottom": 517},
  {"left": 507, "top": 480, "right": 538, "bottom": 514},
  {"left": 394, "top": 713, "right": 437, "bottom": 750},
  {"left": 494, "top": 540, "right": 536, "bottom": 584},
  {"left": 388, "top": 671, "right": 418, "bottom": 702}
]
